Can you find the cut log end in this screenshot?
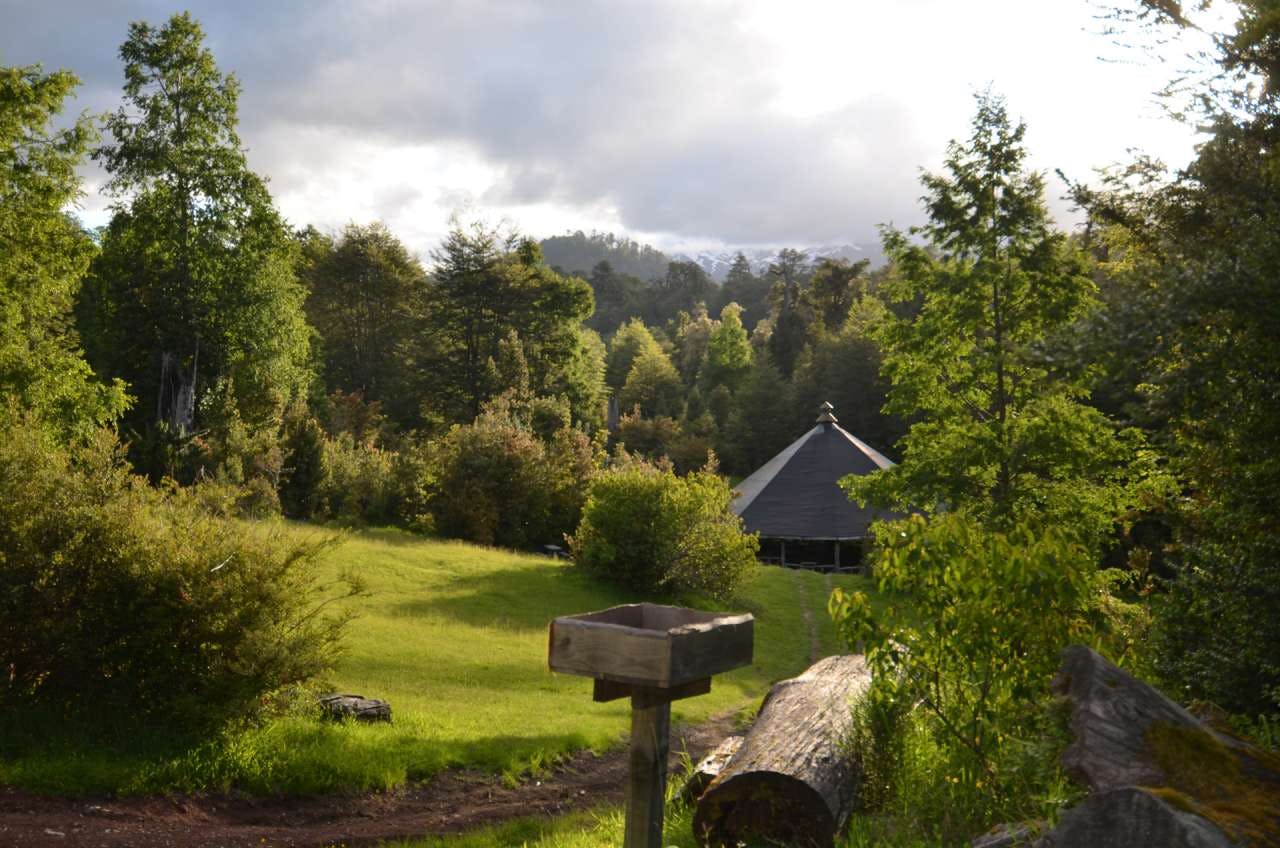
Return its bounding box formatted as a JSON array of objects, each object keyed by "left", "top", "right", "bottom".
[
  {"left": 693, "top": 772, "right": 835, "bottom": 847},
  {"left": 693, "top": 654, "right": 870, "bottom": 847}
]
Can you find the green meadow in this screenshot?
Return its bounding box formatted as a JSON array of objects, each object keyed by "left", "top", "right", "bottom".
[{"left": 0, "top": 525, "right": 869, "bottom": 797}]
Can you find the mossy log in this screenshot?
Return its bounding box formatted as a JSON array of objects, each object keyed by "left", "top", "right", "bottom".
[{"left": 693, "top": 654, "right": 870, "bottom": 847}]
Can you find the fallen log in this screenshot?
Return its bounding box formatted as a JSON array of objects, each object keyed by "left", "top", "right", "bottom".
[
  {"left": 679, "top": 734, "right": 744, "bottom": 804},
  {"left": 693, "top": 654, "right": 871, "bottom": 847}
]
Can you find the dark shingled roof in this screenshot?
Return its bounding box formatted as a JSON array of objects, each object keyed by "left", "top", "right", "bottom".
[{"left": 731, "top": 406, "right": 900, "bottom": 540}]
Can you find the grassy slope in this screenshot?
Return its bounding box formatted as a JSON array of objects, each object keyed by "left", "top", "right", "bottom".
[{"left": 0, "top": 526, "right": 870, "bottom": 796}]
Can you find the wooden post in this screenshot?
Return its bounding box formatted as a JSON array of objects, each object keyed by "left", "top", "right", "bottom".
[
  {"left": 780, "top": 539, "right": 787, "bottom": 567},
  {"left": 625, "top": 692, "right": 670, "bottom": 848},
  {"left": 834, "top": 540, "right": 841, "bottom": 569}
]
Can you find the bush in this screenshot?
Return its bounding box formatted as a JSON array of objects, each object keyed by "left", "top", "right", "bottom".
[
  {"left": 429, "top": 411, "right": 598, "bottom": 549},
  {"left": 568, "top": 457, "right": 758, "bottom": 600},
  {"left": 831, "top": 512, "right": 1101, "bottom": 839},
  {"left": 313, "top": 432, "right": 396, "bottom": 524},
  {"left": 0, "top": 414, "right": 357, "bottom": 727}
]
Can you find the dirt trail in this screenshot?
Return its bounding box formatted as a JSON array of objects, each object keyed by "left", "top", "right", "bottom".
[
  {"left": 0, "top": 714, "right": 736, "bottom": 848},
  {"left": 789, "top": 567, "right": 823, "bottom": 664}
]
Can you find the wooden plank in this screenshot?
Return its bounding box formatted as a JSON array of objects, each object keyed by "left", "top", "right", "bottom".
[
  {"left": 632, "top": 677, "right": 711, "bottom": 708},
  {"left": 669, "top": 617, "right": 753, "bottom": 685},
  {"left": 595, "top": 677, "right": 712, "bottom": 706},
  {"left": 625, "top": 698, "right": 670, "bottom": 848},
  {"left": 549, "top": 617, "right": 672, "bottom": 685}
]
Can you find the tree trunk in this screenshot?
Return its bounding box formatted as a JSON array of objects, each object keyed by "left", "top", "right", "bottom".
[{"left": 693, "top": 654, "right": 870, "bottom": 847}]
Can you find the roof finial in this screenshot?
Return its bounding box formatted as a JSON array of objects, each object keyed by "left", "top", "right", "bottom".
[{"left": 816, "top": 401, "right": 838, "bottom": 424}]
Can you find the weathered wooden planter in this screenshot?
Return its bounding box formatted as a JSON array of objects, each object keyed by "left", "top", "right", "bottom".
[{"left": 549, "top": 603, "right": 754, "bottom": 848}]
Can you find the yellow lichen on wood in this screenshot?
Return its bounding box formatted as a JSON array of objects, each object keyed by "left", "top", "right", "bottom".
[{"left": 1144, "top": 721, "right": 1280, "bottom": 846}]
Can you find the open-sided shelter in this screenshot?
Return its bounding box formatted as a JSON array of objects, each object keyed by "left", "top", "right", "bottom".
[{"left": 731, "top": 402, "right": 899, "bottom": 570}]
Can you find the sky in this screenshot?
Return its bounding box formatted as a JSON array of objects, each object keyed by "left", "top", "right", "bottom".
[{"left": 1, "top": 0, "right": 1221, "bottom": 260}]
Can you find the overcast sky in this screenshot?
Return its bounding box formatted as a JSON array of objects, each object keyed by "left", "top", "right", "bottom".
[{"left": 1, "top": 1, "right": 1217, "bottom": 259}]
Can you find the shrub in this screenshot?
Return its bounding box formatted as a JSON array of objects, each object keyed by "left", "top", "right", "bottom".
[
  {"left": 429, "top": 411, "right": 598, "bottom": 548},
  {"left": 568, "top": 457, "right": 758, "bottom": 600},
  {"left": 0, "top": 414, "right": 357, "bottom": 727},
  {"left": 313, "top": 432, "right": 396, "bottom": 524},
  {"left": 830, "top": 512, "right": 1101, "bottom": 836}
]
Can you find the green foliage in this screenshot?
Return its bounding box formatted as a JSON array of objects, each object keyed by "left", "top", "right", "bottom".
[
  {"left": 831, "top": 512, "right": 1094, "bottom": 837},
  {"left": 1076, "top": 4, "right": 1280, "bottom": 716},
  {"left": 301, "top": 222, "right": 429, "bottom": 428},
  {"left": 569, "top": 458, "right": 758, "bottom": 599},
  {"left": 619, "top": 347, "right": 684, "bottom": 418},
  {"left": 539, "top": 230, "right": 672, "bottom": 281},
  {"left": 0, "top": 65, "right": 129, "bottom": 436},
  {"left": 806, "top": 256, "right": 870, "bottom": 331},
  {"left": 714, "top": 252, "right": 772, "bottom": 332},
  {"left": 580, "top": 260, "right": 645, "bottom": 334},
  {"left": 313, "top": 432, "right": 396, "bottom": 524},
  {"left": 81, "top": 13, "right": 312, "bottom": 442},
  {"left": 278, "top": 402, "right": 327, "bottom": 518},
  {"left": 789, "top": 298, "right": 903, "bottom": 455},
  {"left": 0, "top": 411, "right": 355, "bottom": 726},
  {"left": 701, "top": 302, "right": 753, "bottom": 392},
  {"left": 847, "top": 93, "right": 1139, "bottom": 551},
  {"left": 429, "top": 409, "right": 599, "bottom": 548},
  {"left": 605, "top": 317, "right": 665, "bottom": 392},
  {"left": 720, "top": 353, "right": 793, "bottom": 475},
  {"left": 418, "top": 223, "right": 594, "bottom": 424}
]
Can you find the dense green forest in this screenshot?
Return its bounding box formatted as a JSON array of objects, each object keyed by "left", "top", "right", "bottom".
[{"left": 2, "top": 2, "right": 1280, "bottom": 844}]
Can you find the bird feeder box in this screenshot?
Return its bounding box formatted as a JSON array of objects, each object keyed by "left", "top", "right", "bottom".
[{"left": 549, "top": 603, "right": 754, "bottom": 848}]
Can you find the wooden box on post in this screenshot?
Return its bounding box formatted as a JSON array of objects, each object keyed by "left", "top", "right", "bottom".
[
  {"left": 548, "top": 603, "right": 753, "bottom": 691},
  {"left": 548, "top": 603, "right": 754, "bottom": 848}
]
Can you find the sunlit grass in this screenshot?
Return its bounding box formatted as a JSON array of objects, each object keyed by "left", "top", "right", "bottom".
[{"left": 0, "top": 524, "right": 869, "bottom": 796}]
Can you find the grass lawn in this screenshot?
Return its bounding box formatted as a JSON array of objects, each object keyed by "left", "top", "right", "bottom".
[{"left": 0, "top": 525, "right": 873, "bottom": 797}]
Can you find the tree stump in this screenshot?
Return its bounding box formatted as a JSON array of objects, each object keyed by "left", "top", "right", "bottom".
[
  {"left": 318, "top": 693, "right": 392, "bottom": 722},
  {"left": 693, "top": 654, "right": 870, "bottom": 847}
]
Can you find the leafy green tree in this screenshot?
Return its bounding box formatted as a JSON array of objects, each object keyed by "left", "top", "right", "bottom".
[
  {"left": 673, "top": 303, "right": 716, "bottom": 384},
  {"left": 789, "top": 298, "right": 902, "bottom": 452},
  {"left": 716, "top": 252, "right": 771, "bottom": 331},
  {"left": 701, "top": 302, "right": 753, "bottom": 392},
  {"left": 81, "top": 13, "right": 312, "bottom": 441},
  {"left": 846, "top": 94, "right": 1137, "bottom": 550},
  {"left": 604, "top": 318, "right": 665, "bottom": 392},
  {"left": 583, "top": 260, "right": 645, "bottom": 334},
  {"left": 766, "top": 248, "right": 812, "bottom": 378},
  {"left": 720, "top": 353, "right": 793, "bottom": 475},
  {"left": 418, "top": 223, "right": 593, "bottom": 424},
  {"left": 0, "top": 65, "right": 128, "bottom": 435},
  {"left": 428, "top": 408, "right": 599, "bottom": 548},
  {"left": 646, "top": 260, "right": 713, "bottom": 326},
  {"left": 806, "top": 256, "right": 870, "bottom": 331},
  {"left": 569, "top": 457, "right": 758, "bottom": 600},
  {"left": 1082, "top": 0, "right": 1280, "bottom": 715},
  {"left": 830, "top": 513, "right": 1101, "bottom": 831},
  {"left": 619, "top": 347, "right": 683, "bottom": 419},
  {"left": 302, "top": 222, "right": 428, "bottom": 428},
  {"left": 547, "top": 326, "right": 608, "bottom": 430}
]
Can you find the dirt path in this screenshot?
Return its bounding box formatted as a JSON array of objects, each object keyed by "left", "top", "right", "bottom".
[
  {"left": 789, "top": 567, "right": 823, "bottom": 664},
  {"left": 0, "top": 714, "right": 737, "bottom": 848}
]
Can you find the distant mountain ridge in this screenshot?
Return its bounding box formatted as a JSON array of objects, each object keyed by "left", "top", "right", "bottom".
[
  {"left": 539, "top": 231, "right": 867, "bottom": 282},
  {"left": 672, "top": 244, "right": 865, "bottom": 281},
  {"left": 539, "top": 231, "right": 672, "bottom": 280}
]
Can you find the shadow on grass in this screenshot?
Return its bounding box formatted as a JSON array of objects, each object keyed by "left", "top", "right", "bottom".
[
  {"left": 0, "top": 704, "right": 604, "bottom": 796},
  {"left": 390, "top": 562, "right": 633, "bottom": 632}
]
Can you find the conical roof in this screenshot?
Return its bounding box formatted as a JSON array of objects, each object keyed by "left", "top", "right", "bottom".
[{"left": 731, "top": 402, "right": 899, "bottom": 540}]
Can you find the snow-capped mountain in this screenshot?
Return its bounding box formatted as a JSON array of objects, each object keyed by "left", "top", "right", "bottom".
[{"left": 673, "top": 244, "right": 865, "bottom": 281}]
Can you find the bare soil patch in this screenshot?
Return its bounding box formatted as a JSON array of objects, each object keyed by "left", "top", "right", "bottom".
[{"left": 0, "top": 714, "right": 736, "bottom": 848}]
